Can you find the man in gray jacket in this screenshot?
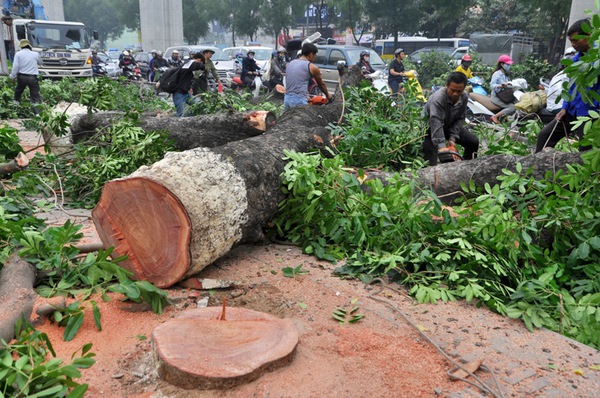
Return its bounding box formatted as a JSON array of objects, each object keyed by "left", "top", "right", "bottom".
[
  {"left": 422, "top": 72, "right": 479, "bottom": 165},
  {"left": 9, "top": 39, "right": 41, "bottom": 114}
]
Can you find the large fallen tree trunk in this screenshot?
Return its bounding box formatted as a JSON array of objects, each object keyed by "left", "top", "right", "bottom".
[
  {"left": 68, "top": 110, "right": 276, "bottom": 150},
  {"left": 364, "top": 151, "right": 585, "bottom": 203},
  {"left": 92, "top": 103, "right": 344, "bottom": 288},
  {"left": 0, "top": 255, "right": 37, "bottom": 345}
]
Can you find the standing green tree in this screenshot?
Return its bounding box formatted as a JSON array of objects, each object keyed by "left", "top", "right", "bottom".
[
  {"left": 64, "top": 0, "right": 128, "bottom": 49},
  {"left": 364, "top": 1, "right": 422, "bottom": 48},
  {"left": 262, "top": 0, "right": 308, "bottom": 47},
  {"left": 334, "top": 0, "right": 371, "bottom": 45},
  {"left": 418, "top": 0, "right": 474, "bottom": 39},
  {"left": 183, "top": 0, "right": 211, "bottom": 44}
]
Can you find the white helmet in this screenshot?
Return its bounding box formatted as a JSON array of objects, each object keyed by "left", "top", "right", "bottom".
[
  {"left": 564, "top": 47, "right": 577, "bottom": 58},
  {"left": 123, "top": 50, "right": 130, "bottom": 56}
]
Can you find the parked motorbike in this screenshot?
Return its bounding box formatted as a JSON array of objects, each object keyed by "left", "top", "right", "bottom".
[
  {"left": 468, "top": 76, "right": 487, "bottom": 95},
  {"left": 122, "top": 64, "right": 142, "bottom": 81}
]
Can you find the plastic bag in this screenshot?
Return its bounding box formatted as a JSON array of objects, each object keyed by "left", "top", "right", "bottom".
[{"left": 515, "top": 90, "right": 548, "bottom": 113}]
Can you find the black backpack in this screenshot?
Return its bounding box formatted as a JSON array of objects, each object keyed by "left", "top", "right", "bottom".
[{"left": 158, "top": 66, "right": 183, "bottom": 94}]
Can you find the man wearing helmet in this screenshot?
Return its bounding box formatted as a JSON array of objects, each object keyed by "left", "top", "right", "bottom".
[
  {"left": 118, "top": 50, "right": 137, "bottom": 70},
  {"left": 357, "top": 49, "right": 375, "bottom": 77},
  {"left": 152, "top": 50, "right": 169, "bottom": 82},
  {"left": 269, "top": 48, "right": 287, "bottom": 88},
  {"left": 455, "top": 54, "right": 473, "bottom": 79},
  {"left": 169, "top": 50, "right": 183, "bottom": 68},
  {"left": 241, "top": 49, "right": 260, "bottom": 87},
  {"left": 388, "top": 48, "right": 406, "bottom": 94},
  {"left": 536, "top": 18, "right": 600, "bottom": 152}
]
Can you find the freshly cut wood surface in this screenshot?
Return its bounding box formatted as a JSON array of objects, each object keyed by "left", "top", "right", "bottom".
[
  {"left": 92, "top": 177, "right": 191, "bottom": 288},
  {"left": 152, "top": 307, "right": 298, "bottom": 390}
]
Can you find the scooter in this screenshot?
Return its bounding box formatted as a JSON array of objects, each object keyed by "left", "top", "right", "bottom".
[
  {"left": 467, "top": 78, "right": 528, "bottom": 123},
  {"left": 122, "top": 64, "right": 142, "bottom": 81},
  {"left": 92, "top": 63, "right": 107, "bottom": 77}
]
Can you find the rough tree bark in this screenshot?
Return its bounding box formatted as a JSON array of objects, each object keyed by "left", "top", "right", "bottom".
[
  {"left": 92, "top": 103, "right": 344, "bottom": 288},
  {"left": 68, "top": 110, "right": 276, "bottom": 150},
  {"left": 364, "top": 151, "right": 585, "bottom": 203},
  {"left": 0, "top": 255, "right": 37, "bottom": 344}
]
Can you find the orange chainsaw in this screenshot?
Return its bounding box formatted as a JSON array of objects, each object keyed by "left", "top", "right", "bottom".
[{"left": 308, "top": 95, "right": 330, "bottom": 105}]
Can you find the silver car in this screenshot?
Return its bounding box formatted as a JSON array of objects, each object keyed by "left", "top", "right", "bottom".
[{"left": 98, "top": 52, "right": 121, "bottom": 77}]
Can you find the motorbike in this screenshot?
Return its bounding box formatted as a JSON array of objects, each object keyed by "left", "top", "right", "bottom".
[
  {"left": 467, "top": 78, "right": 528, "bottom": 123},
  {"left": 468, "top": 76, "right": 487, "bottom": 95},
  {"left": 122, "top": 64, "right": 142, "bottom": 81},
  {"left": 92, "top": 63, "right": 108, "bottom": 77},
  {"left": 154, "top": 66, "right": 169, "bottom": 82}
]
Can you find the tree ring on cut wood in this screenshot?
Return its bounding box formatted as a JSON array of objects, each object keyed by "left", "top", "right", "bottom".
[
  {"left": 152, "top": 307, "right": 299, "bottom": 390},
  {"left": 92, "top": 177, "right": 191, "bottom": 287}
]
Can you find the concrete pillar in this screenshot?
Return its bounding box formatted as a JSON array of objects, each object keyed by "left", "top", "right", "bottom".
[
  {"left": 40, "top": 0, "right": 65, "bottom": 21},
  {"left": 568, "top": 0, "right": 596, "bottom": 26},
  {"left": 139, "top": 0, "right": 184, "bottom": 53}
]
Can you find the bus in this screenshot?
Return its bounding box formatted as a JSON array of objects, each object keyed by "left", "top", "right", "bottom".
[{"left": 375, "top": 37, "right": 470, "bottom": 61}]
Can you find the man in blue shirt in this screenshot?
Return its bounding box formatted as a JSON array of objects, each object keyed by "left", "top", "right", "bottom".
[
  {"left": 536, "top": 19, "right": 600, "bottom": 152},
  {"left": 9, "top": 39, "right": 41, "bottom": 114}
]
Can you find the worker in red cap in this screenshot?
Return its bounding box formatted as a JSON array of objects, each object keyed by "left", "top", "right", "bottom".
[{"left": 455, "top": 54, "right": 473, "bottom": 79}]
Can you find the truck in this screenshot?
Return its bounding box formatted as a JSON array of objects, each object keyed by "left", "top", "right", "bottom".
[
  {"left": 1, "top": 0, "right": 97, "bottom": 77},
  {"left": 469, "top": 33, "right": 533, "bottom": 65}
]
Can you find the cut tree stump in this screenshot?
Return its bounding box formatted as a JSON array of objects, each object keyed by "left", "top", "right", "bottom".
[
  {"left": 0, "top": 152, "right": 29, "bottom": 176},
  {"left": 92, "top": 104, "right": 342, "bottom": 287},
  {"left": 68, "top": 110, "right": 276, "bottom": 150},
  {"left": 0, "top": 255, "right": 37, "bottom": 344},
  {"left": 152, "top": 307, "right": 298, "bottom": 390}
]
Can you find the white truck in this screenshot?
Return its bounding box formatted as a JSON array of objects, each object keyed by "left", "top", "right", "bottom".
[{"left": 1, "top": 18, "right": 97, "bottom": 77}]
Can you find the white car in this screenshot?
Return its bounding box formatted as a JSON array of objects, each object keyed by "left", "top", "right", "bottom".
[{"left": 98, "top": 52, "right": 121, "bottom": 77}]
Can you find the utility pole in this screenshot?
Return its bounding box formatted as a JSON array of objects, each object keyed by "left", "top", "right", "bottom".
[{"left": 139, "top": 0, "right": 184, "bottom": 52}]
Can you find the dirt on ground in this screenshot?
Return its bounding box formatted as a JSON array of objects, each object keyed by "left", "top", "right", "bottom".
[{"left": 7, "top": 120, "right": 600, "bottom": 398}]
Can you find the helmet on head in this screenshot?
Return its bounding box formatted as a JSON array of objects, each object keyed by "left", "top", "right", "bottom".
[
  {"left": 203, "top": 48, "right": 215, "bottom": 54},
  {"left": 123, "top": 50, "right": 130, "bottom": 56},
  {"left": 564, "top": 47, "right": 576, "bottom": 57},
  {"left": 461, "top": 54, "right": 472, "bottom": 62},
  {"left": 278, "top": 47, "right": 286, "bottom": 53},
  {"left": 498, "top": 54, "right": 513, "bottom": 65},
  {"left": 394, "top": 48, "right": 404, "bottom": 56},
  {"left": 360, "top": 49, "right": 370, "bottom": 57},
  {"left": 157, "top": 50, "right": 163, "bottom": 56},
  {"left": 247, "top": 49, "right": 256, "bottom": 55},
  {"left": 272, "top": 51, "right": 278, "bottom": 58},
  {"left": 172, "top": 50, "right": 179, "bottom": 54},
  {"left": 236, "top": 51, "right": 243, "bottom": 58},
  {"left": 92, "top": 50, "right": 97, "bottom": 55},
  {"left": 151, "top": 49, "right": 157, "bottom": 54}
]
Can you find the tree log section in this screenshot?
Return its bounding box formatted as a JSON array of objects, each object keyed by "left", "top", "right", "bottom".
[
  {"left": 0, "top": 255, "right": 37, "bottom": 344},
  {"left": 152, "top": 307, "right": 298, "bottom": 390},
  {"left": 364, "top": 151, "right": 584, "bottom": 203},
  {"left": 92, "top": 103, "right": 343, "bottom": 287},
  {"left": 69, "top": 111, "right": 276, "bottom": 150},
  {"left": 0, "top": 152, "right": 29, "bottom": 176}
]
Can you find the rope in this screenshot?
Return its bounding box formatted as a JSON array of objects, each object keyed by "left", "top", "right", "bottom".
[{"left": 365, "top": 278, "right": 505, "bottom": 398}]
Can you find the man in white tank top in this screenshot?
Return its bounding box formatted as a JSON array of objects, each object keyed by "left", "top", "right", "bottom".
[{"left": 284, "top": 43, "right": 332, "bottom": 109}]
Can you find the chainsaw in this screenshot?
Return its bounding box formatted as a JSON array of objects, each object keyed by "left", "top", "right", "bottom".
[
  {"left": 308, "top": 95, "right": 330, "bottom": 105},
  {"left": 437, "top": 145, "right": 463, "bottom": 163}
]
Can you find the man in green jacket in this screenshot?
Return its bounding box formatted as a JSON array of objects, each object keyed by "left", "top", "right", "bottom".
[{"left": 193, "top": 48, "right": 221, "bottom": 93}]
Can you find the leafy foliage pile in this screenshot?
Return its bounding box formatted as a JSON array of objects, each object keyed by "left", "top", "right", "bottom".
[
  {"left": 0, "top": 320, "right": 95, "bottom": 398},
  {"left": 273, "top": 16, "right": 600, "bottom": 348}
]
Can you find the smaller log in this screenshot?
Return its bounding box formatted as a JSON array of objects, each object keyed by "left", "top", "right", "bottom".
[
  {"left": 0, "top": 255, "right": 37, "bottom": 344},
  {"left": 152, "top": 307, "right": 298, "bottom": 390},
  {"left": 0, "top": 152, "right": 29, "bottom": 176},
  {"left": 69, "top": 110, "right": 277, "bottom": 150}
]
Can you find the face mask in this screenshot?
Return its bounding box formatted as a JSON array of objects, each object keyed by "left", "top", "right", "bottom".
[
  {"left": 502, "top": 64, "right": 511, "bottom": 71},
  {"left": 248, "top": 55, "right": 254, "bottom": 59}
]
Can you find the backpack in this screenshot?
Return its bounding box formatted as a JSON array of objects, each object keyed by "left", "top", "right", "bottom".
[{"left": 158, "top": 66, "right": 183, "bottom": 93}]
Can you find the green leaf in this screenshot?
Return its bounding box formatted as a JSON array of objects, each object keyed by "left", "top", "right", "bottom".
[
  {"left": 63, "top": 312, "right": 85, "bottom": 342},
  {"left": 67, "top": 384, "right": 89, "bottom": 398},
  {"left": 28, "top": 385, "right": 66, "bottom": 398},
  {"left": 92, "top": 302, "right": 102, "bottom": 331}
]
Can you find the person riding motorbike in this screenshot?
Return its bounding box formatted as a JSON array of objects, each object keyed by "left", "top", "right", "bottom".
[
  {"left": 357, "top": 49, "right": 375, "bottom": 78},
  {"left": 169, "top": 49, "right": 183, "bottom": 68},
  {"left": 241, "top": 49, "right": 260, "bottom": 88},
  {"left": 90, "top": 50, "right": 105, "bottom": 76},
  {"left": 269, "top": 49, "right": 286, "bottom": 89},
  {"left": 388, "top": 48, "right": 406, "bottom": 94},
  {"left": 455, "top": 54, "right": 474, "bottom": 79},
  {"left": 537, "top": 47, "right": 577, "bottom": 123},
  {"left": 490, "top": 54, "right": 517, "bottom": 124},
  {"left": 118, "top": 50, "right": 137, "bottom": 71},
  {"left": 152, "top": 50, "right": 169, "bottom": 82}
]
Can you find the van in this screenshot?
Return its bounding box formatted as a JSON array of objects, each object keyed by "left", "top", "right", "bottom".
[{"left": 313, "top": 45, "right": 387, "bottom": 92}]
